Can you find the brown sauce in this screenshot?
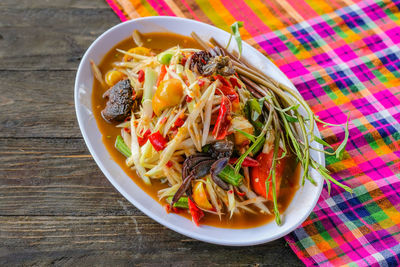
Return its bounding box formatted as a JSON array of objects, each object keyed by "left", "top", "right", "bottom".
[{"left": 91, "top": 32, "right": 300, "bottom": 229}]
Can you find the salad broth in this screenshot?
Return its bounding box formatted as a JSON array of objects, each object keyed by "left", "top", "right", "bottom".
[{"left": 92, "top": 32, "right": 300, "bottom": 229}]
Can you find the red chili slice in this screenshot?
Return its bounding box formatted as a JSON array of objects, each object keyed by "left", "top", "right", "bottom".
[
  {"left": 148, "top": 131, "right": 168, "bottom": 151},
  {"left": 214, "top": 75, "right": 230, "bottom": 87},
  {"left": 181, "top": 57, "right": 187, "bottom": 65},
  {"left": 229, "top": 77, "right": 241, "bottom": 88},
  {"left": 185, "top": 95, "right": 193, "bottom": 102},
  {"left": 156, "top": 65, "right": 167, "bottom": 87},
  {"left": 137, "top": 70, "right": 144, "bottom": 83},
  {"left": 212, "top": 96, "right": 231, "bottom": 140},
  {"left": 229, "top": 156, "right": 260, "bottom": 167},
  {"left": 234, "top": 187, "right": 246, "bottom": 196},
  {"left": 188, "top": 198, "right": 204, "bottom": 226},
  {"left": 137, "top": 129, "right": 151, "bottom": 146},
  {"left": 174, "top": 117, "right": 185, "bottom": 128}
]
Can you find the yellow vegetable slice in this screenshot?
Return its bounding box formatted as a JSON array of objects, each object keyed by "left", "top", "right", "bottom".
[{"left": 193, "top": 181, "right": 213, "bottom": 210}]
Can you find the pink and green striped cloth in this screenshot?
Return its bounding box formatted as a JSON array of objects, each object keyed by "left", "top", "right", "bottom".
[{"left": 106, "top": 0, "right": 400, "bottom": 265}]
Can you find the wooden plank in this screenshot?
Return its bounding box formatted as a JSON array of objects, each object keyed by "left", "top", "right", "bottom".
[
  {"left": 0, "top": 216, "right": 301, "bottom": 266},
  {"left": 0, "top": 71, "right": 81, "bottom": 138},
  {"left": 0, "top": 8, "right": 119, "bottom": 71},
  {"left": 0, "top": 137, "right": 139, "bottom": 216}
]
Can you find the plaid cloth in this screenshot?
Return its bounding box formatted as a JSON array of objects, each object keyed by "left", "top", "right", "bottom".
[{"left": 106, "top": 0, "right": 400, "bottom": 265}]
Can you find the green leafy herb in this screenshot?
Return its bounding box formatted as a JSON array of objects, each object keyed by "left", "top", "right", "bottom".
[
  {"left": 313, "top": 135, "right": 333, "bottom": 149},
  {"left": 233, "top": 128, "right": 256, "bottom": 142},
  {"left": 271, "top": 136, "right": 281, "bottom": 225},
  {"left": 335, "top": 112, "right": 351, "bottom": 159},
  {"left": 252, "top": 136, "right": 265, "bottom": 155},
  {"left": 274, "top": 103, "right": 300, "bottom": 113},
  {"left": 249, "top": 99, "right": 262, "bottom": 121},
  {"left": 284, "top": 113, "right": 299, "bottom": 123},
  {"left": 234, "top": 128, "right": 267, "bottom": 173},
  {"left": 244, "top": 98, "right": 265, "bottom": 133},
  {"left": 226, "top": 21, "right": 244, "bottom": 58}
]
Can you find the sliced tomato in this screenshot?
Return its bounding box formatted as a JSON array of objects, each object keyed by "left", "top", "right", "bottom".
[{"left": 250, "top": 149, "right": 286, "bottom": 200}]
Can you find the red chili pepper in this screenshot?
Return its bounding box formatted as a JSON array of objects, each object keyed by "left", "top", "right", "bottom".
[
  {"left": 164, "top": 204, "right": 181, "bottom": 214},
  {"left": 229, "top": 156, "right": 260, "bottom": 167},
  {"left": 185, "top": 95, "right": 193, "bottom": 102},
  {"left": 216, "top": 85, "right": 236, "bottom": 96},
  {"left": 188, "top": 198, "right": 204, "bottom": 226},
  {"left": 198, "top": 79, "right": 205, "bottom": 87},
  {"left": 212, "top": 96, "right": 231, "bottom": 140},
  {"left": 229, "top": 77, "right": 241, "bottom": 88},
  {"left": 137, "top": 70, "right": 145, "bottom": 83},
  {"left": 215, "top": 84, "right": 239, "bottom": 109},
  {"left": 172, "top": 207, "right": 181, "bottom": 213},
  {"left": 137, "top": 129, "right": 151, "bottom": 146},
  {"left": 234, "top": 187, "right": 246, "bottom": 196},
  {"left": 224, "top": 93, "right": 238, "bottom": 103},
  {"left": 124, "top": 127, "right": 131, "bottom": 133},
  {"left": 164, "top": 204, "right": 171, "bottom": 213},
  {"left": 166, "top": 161, "right": 173, "bottom": 168},
  {"left": 214, "top": 75, "right": 240, "bottom": 106},
  {"left": 156, "top": 65, "right": 167, "bottom": 87},
  {"left": 173, "top": 117, "right": 185, "bottom": 128},
  {"left": 148, "top": 131, "right": 168, "bottom": 151},
  {"left": 160, "top": 117, "right": 168, "bottom": 124},
  {"left": 181, "top": 57, "right": 187, "bottom": 65},
  {"left": 214, "top": 75, "right": 230, "bottom": 87}
]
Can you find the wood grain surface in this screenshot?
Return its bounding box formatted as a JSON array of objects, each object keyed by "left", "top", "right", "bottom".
[{"left": 0, "top": 0, "right": 303, "bottom": 265}]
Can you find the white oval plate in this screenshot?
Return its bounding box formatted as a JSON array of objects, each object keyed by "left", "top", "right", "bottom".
[{"left": 75, "top": 16, "right": 324, "bottom": 246}]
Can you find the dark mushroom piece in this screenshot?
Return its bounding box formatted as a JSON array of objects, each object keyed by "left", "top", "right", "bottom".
[{"left": 101, "top": 79, "right": 134, "bottom": 123}]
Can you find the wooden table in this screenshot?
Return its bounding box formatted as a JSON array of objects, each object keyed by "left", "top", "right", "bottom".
[{"left": 0, "top": 1, "right": 302, "bottom": 265}]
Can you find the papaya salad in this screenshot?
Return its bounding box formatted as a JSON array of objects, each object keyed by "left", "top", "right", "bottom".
[{"left": 91, "top": 27, "right": 351, "bottom": 227}]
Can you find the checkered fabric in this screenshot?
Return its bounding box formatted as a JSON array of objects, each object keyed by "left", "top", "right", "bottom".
[{"left": 106, "top": 0, "right": 400, "bottom": 265}]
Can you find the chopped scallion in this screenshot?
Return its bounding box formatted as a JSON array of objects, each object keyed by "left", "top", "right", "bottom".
[{"left": 115, "top": 135, "right": 131, "bottom": 158}]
